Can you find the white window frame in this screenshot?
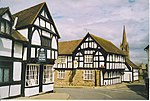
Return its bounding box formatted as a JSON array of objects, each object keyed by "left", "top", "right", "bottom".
[
  {"left": 43, "top": 65, "right": 53, "bottom": 84},
  {"left": 25, "top": 64, "right": 39, "bottom": 87},
  {"left": 84, "top": 70, "right": 93, "bottom": 80},
  {"left": 57, "top": 70, "right": 65, "bottom": 79},
  {"left": 84, "top": 55, "right": 93, "bottom": 63}
]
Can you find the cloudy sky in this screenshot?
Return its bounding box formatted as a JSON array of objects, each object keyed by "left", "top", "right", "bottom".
[{"left": 0, "top": 0, "right": 149, "bottom": 64}]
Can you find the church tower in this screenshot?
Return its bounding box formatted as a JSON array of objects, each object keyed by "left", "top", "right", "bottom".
[{"left": 120, "top": 25, "right": 130, "bottom": 59}]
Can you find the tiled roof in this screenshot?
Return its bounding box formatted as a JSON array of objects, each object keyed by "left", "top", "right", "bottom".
[
  {"left": 90, "top": 34, "right": 125, "bottom": 55},
  {"left": 12, "top": 2, "right": 45, "bottom": 29},
  {"left": 126, "top": 58, "right": 138, "bottom": 69},
  {"left": 11, "top": 29, "right": 27, "bottom": 42},
  {"left": 58, "top": 39, "right": 82, "bottom": 55},
  {"left": 58, "top": 33, "right": 125, "bottom": 55}
]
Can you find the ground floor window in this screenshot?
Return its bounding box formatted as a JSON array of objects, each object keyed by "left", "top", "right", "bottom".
[
  {"left": 25, "top": 64, "right": 39, "bottom": 87},
  {"left": 0, "top": 62, "right": 11, "bottom": 83},
  {"left": 43, "top": 65, "right": 53, "bottom": 83},
  {"left": 84, "top": 70, "right": 93, "bottom": 80},
  {"left": 57, "top": 70, "right": 65, "bottom": 79}
]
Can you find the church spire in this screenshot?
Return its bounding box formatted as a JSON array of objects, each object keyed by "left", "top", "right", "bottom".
[
  {"left": 120, "top": 25, "right": 130, "bottom": 59},
  {"left": 122, "top": 25, "right": 127, "bottom": 45}
]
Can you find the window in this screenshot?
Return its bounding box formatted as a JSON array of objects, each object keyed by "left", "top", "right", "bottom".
[
  {"left": 0, "top": 62, "right": 11, "bottom": 83},
  {"left": 84, "top": 55, "right": 93, "bottom": 63},
  {"left": 43, "top": 65, "right": 53, "bottom": 83},
  {"left": 1, "top": 21, "right": 5, "bottom": 33},
  {"left": 58, "top": 70, "right": 65, "bottom": 79},
  {"left": 25, "top": 64, "right": 39, "bottom": 87},
  {"left": 41, "top": 36, "right": 51, "bottom": 47},
  {"left": 59, "top": 56, "right": 66, "bottom": 63},
  {"left": 0, "top": 20, "right": 11, "bottom": 34},
  {"left": 84, "top": 70, "right": 93, "bottom": 80}
]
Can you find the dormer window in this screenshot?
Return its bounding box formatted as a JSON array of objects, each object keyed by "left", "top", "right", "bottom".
[{"left": 0, "top": 17, "right": 11, "bottom": 34}]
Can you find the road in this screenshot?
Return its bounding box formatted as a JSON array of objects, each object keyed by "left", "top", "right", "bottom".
[{"left": 54, "top": 82, "right": 149, "bottom": 100}]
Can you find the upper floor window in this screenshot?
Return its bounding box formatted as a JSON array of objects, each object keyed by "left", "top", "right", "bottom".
[
  {"left": 59, "top": 56, "right": 66, "bottom": 63},
  {"left": 84, "top": 55, "right": 93, "bottom": 63},
  {"left": 0, "top": 62, "right": 11, "bottom": 83},
  {"left": 41, "top": 36, "right": 51, "bottom": 47},
  {"left": 0, "top": 19, "right": 11, "bottom": 34}
]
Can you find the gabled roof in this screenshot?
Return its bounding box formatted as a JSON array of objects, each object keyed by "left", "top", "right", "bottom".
[
  {"left": 90, "top": 34, "right": 125, "bottom": 55},
  {"left": 12, "top": 2, "right": 45, "bottom": 29},
  {"left": 59, "top": 39, "right": 82, "bottom": 55},
  {"left": 59, "top": 33, "right": 125, "bottom": 55},
  {"left": 0, "top": 7, "right": 13, "bottom": 21},
  {"left": 0, "top": 7, "right": 9, "bottom": 16},
  {"left": 126, "top": 58, "right": 138, "bottom": 69},
  {"left": 11, "top": 29, "right": 27, "bottom": 42}
]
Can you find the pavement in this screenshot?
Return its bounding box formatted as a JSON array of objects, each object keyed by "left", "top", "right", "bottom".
[
  {"left": 12, "top": 81, "right": 147, "bottom": 100},
  {"left": 13, "top": 92, "right": 70, "bottom": 100}
]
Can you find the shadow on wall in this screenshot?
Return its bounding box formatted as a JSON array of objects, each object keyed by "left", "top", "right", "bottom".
[
  {"left": 126, "top": 84, "right": 149, "bottom": 100},
  {"left": 69, "top": 69, "right": 76, "bottom": 86}
]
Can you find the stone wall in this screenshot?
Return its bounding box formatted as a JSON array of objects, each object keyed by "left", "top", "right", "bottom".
[{"left": 54, "top": 69, "right": 102, "bottom": 87}]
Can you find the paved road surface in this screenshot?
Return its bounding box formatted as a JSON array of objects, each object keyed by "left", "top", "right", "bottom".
[{"left": 54, "top": 83, "right": 148, "bottom": 100}]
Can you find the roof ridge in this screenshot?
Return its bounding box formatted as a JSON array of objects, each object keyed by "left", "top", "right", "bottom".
[
  {"left": 13, "top": 2, "right": 45, "bottom": 16},
  {"left": 59, "top": 39, "right": 82, "bottom": 43}
]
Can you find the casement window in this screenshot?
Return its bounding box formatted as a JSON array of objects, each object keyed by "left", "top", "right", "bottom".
[
  {"left": 25, "top": 64, "right": 39, "bottom": 87},
  {"left": 84, "top": 70, "right": 93, "bottom": 80},
  {"left": 0, "top": 20, "right": 11, "bottom": 34},
  {"left": 0, "top": 62, "right": 11, "bottom": 83},
  {"left": 59, "top": 56, "right": 66, "bottom": 63},
  {"left": 41, "top": 36, "right": 51, "bottom": 47},
  {"left": 84, "top": 55, "right": 93, "bottom": 63},
  {"left": 57, "top": 70, "right": 65, "bottom": 79},
  {"left": 43, "top": 65, "right": 53, "bottom": 83}
]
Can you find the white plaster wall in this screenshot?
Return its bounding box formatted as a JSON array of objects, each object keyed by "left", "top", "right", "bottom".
[
  {"left": 123, "top": 72, "right": 132, "bottom": 82},
  {"left": 14, "top": 42, "right": 23, "bottom": 58},
  {"left": 18, "top": 29, "right": 28, "bottom": 41},
  {"left": 52, "top": 37, "right": 57, "bottom": 49},
  {"left": 10, "top": 85, "right": 21, "bottom": 97},
  {"left": 0, "top": 86, "right": 9, "bottom": 98},
  {"left": 32, "top": 30, "right": 41, "bottom": 46},
  {"left": 52, "top": 50, "right": 54, "bottom": 59},
  {"left": 25, "top": 87, "right": 39, "bottom": 96},
  {"left": 42, "top": 30, "right": 50, "bottom": 38},
  {"left": 43, "top": 84, "right": 54, "bottom": 92},
  {"left": 2, "top": 13, "right": 10, "bottom": 21},
  {"left": 40, "top": 19, "right": 45, "bottom": 27},
  {"left": 13, "top": 62, "right": 22, "bottom": 81},
  {"left": 100, "top": 71, "right": 103, "bottom": 86},
  {"left": 47, "top": 50, "right": 50, "bottom": 59},
  {"left": 0, "top": 37, "right": 12, "bottom": 57},
  {"left": 23, "top": 47, "right": 27, "bottom": 60},
  {"left": 31, "top": 48, "right": 35, "bottom": 58},
  {"left": 34, "top": 17, "right": 39, "bottom": 26}
]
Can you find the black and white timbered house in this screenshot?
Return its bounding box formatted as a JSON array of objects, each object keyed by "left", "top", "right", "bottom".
[
  {"left": 54, "top": 33, "right": 126, "bottom": 87},
  {"left": 0, "top": 2, "right": 60, "bottom": 98},
  {"left": 12, "top": 2, "right": 60, "bottom": 96},
  {"left": 0, "top": 7, "right": 27, "bottom": 98},
  {"left": 120, "top": 26, "right": 139, "bottom": 82}
]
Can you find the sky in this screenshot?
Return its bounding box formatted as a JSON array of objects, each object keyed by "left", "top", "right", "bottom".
[{"left": 0, "top": 0, "right": 149, "bottom": 64}]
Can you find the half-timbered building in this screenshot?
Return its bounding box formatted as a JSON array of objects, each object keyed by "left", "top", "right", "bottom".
[
  {"left": 0, "top": 2, "right": 60, "bottom": 99},
  {"left": 12, "top": 2, "right": 60, "bottom": 97},
  {"left": 0, "top": 7, "right": 27, "bottom": 98},
  {"left": 54, "top": 33, "right": 126, "bottom": 87},
  {"left": 120, "top": 26, "right": 139, "bottom": 82}
]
